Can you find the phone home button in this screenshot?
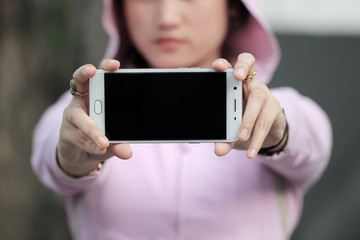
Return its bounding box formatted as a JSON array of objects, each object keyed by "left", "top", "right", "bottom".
[{"left": 94, "top": 100, "right": 102, "bottom": 114}]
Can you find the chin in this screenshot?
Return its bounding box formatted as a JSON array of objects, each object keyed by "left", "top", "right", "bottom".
[
  {"left": 150, "top": 61, "right": 197, "bottom": 69},
  {"left": 147, "top": 56, "right": 197, "bottom": 68}
]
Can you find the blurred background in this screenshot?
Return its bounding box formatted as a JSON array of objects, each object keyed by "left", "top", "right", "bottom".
[{"left": 0, "top": 0, "right": 359, "bottom": 239}]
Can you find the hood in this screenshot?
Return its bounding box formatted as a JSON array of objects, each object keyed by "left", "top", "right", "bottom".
[{"left": 102, "top": 0, "right": 280, "bottom": 84}]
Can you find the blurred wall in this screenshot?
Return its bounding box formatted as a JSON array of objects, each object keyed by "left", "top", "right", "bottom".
[
  {"left": 0, "top": 0, "right": 106, "bottom": 239},
  {"left": 0, "top": 1, "right": 359, "bottom": 240},
  {"left": 258, "top": 0, "right": 360, "bottom": 35}
]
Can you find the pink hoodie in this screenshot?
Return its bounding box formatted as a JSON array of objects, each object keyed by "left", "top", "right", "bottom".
[{"left": 31, "top": 0, "right": 332, "bottom": 239}]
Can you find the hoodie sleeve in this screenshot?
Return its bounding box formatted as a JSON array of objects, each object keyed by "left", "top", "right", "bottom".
[
  {"left": 31, "top": 92, "right": 103, "bottom": 197},
  {"left": 258, "top": 87, "right": 332, "bottom": 192}
]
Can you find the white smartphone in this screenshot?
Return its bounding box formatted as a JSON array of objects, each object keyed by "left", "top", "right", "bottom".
[{"left": 89, "top": 68, "right": 242, "bottom": 143}]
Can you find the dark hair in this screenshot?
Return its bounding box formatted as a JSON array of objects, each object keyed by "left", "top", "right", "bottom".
[
  {"left": 228, "top": 0, "right": 250, "bottom": 25},
  {"left": 113, "top": 0, "right": 145, "bottom": 67},
  {"left": 113, "top": 0, "right": 249, "bottom": 68}
]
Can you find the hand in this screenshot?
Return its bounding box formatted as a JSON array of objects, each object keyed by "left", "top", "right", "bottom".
[
  {"left": 212, "top": 53, "right": 287, "bottom": 159},
  {"left": 57, "top": 59, "right": 133, "bottom": 177}
]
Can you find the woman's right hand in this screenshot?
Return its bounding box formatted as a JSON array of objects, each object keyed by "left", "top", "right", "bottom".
[{"left": 57, "top": 59, "right": 133, "bottom": 177}]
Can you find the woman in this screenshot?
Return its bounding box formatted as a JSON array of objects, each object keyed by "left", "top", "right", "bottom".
[{"left": 31, "top": 0, "right": 332, "bottom": 239}]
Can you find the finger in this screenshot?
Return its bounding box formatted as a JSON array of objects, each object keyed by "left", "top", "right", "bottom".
[
  {"left": 234, "top": 53, "right": 256, "bottom": 81},
  {"left": 246, "top": 103, "right": 278, "bottom": 159},
  {"left": 72, "top": 64, "right": 97, "bottom": 94},
  {"left": 110, "top": 143, "right": 133, "bottom": 160},
  {"left": 66, "top": 106, "right": 109, "bottom": 150},
  {"left": 238, "top": 87, "right": 267, "bottom": 141},
  {"left": 61, "top": 125, "right": 108, "bottom": 155},
  {"left": 100, "top": 58, "right": 120, "bottom": 71},
  {"left": 214, "top": 142, "right": 236, "bottom": 156},
  {"left": 212, "top": 58, "right": 232, "bottom": 71}
]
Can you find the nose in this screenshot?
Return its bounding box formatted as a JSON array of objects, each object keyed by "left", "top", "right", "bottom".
[{"left": 156, "top": 0, "right": 181, "bottom": 29}]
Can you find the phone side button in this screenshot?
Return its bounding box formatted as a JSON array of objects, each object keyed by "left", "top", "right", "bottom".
[{"left": 94, "top": 100, "right": 102, "bottom": 114}]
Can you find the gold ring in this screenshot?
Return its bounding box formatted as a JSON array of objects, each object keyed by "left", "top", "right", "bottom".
[
  {"left": 245, "top": 68, "right": 257, "bottom": 82},
  {"left": 70, "top": 79, "right": 88, "bottom": 97}
]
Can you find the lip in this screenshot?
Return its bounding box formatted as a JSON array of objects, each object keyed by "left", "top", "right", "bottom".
[{"left": 155, "top": 37, "right": 183, "bottom": 51}]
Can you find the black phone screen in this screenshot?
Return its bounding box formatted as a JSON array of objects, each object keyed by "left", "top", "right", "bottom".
[{"left": 104, "top": 71, "right": 227, "bottom": 141}]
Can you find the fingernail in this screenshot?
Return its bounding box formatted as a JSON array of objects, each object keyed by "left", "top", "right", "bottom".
[
  {"left": 212, "top": 59, "right": 224, "bottom": 68},
  {"left": 97, "top": 136, "right": 108, "bottom": 148},
  {"left": 108, "top": 59, "right": 117, "bottom": 66},
  {"left": 239, "top": 128, "right": 249, "bottom": 140},
  {"left": 236, "top": 68, "right": 246, "bottom": 79},
  {"left": 84, "top": 66, "right": 91, "bottom": 74},
  {"left": 248, "top": 149, "right": 257, "bottom": 159}
]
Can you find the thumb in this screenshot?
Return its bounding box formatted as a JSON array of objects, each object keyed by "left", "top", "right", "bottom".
[
  {"left": 110, "top": 143, "right": 133, "bottom": 160},
  {"left": 214, "top": 142, "right": 236, "bottom": 156}
]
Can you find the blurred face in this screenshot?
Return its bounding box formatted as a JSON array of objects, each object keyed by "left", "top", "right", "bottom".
[{"left": 123, "top": 0, "right": 229, "bottom": 68}]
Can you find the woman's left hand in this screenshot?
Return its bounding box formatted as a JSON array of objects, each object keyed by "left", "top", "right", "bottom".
[{"left": 212, "top": 53, "right": 287, "bottom": 159}]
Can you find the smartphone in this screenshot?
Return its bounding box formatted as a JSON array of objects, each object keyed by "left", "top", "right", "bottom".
[{"left": 89, "top": 68, "right": 242, "bottom": 143}]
